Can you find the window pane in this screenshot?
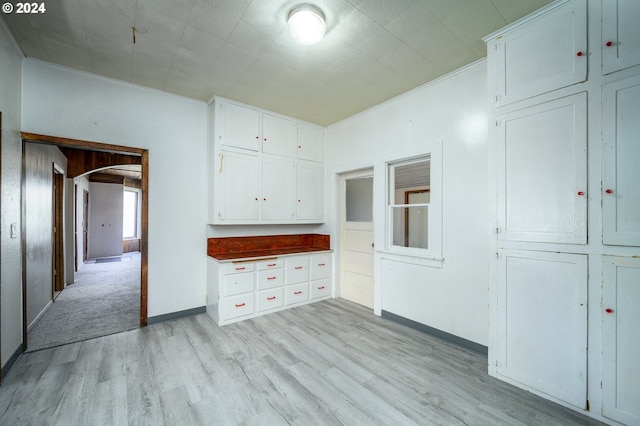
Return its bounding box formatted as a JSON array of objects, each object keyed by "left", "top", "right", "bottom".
[
  {"left": 123, "top": 191, "right": 137, "bottom": 238},
  {"left": 346, "top": 177, "right": 373, "bottom": 222},
  {"left": 391, "top": 205, "right": 428, "bottom": 249},
  {"left": 393, "top": 159, "right": 430, "bottom": 193}
]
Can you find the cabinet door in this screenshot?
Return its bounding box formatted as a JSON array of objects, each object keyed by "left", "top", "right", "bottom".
[
  {"left": 602, "top": 256, "right": 640, "bottom": 425},
  {"left": 219, "top": 101, "right": 260, "bottom": 151},
  {"left": 297, "top": 160, "right": 324, "bottom": 221},
  {"left": 218, "top": 151, "right": 260, "bottom": 221},
  {"left": 493, "top": 0, "right": 586, "bottom": 106},
  {"left": 602, "top": 75, "right": 640, "bottom": 246},
  {"left": 262, "top": 113, "right": 296, "bottom": 157},
  {"left": 496, "top": 249, "right": 587, "bottom": 408},
  {"left": 497, "top": 92, "right": 587, "bottom": 244},
  {"left": 262, "top": 157, "right": 296, "bottom": 221},
  {"left": 602, "top": 0, "right": 640, "bottom": 75},
  {"left": 297, "top": 122, "right": 325, "bottom": 162}
]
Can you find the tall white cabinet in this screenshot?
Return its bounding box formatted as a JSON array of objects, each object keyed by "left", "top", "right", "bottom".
[
  {"left": 209, "top": 97, "right": 325, "bottom": 224},
  {"left": 485, "top": 1, "right": 640, "bottom": 424}
]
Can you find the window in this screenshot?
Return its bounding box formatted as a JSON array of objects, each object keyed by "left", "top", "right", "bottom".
[
  {"left": 387, "top": 153, "right": 441, "bottom": 259},
  {"left": 122, "top": 189, "right": 138, "bottom": 239}
]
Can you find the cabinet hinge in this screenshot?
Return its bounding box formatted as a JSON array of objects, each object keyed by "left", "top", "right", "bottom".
[
  {"left": 218, "top": 212, "right": 223, "bottom": 220},
  {"left": 494, "top": 44, "right": 500, "bottom": 50},
  {"left": 494, "top": 118, "right": 501, "bottom": 126},
  {"left": 494, "top": 360, "right": 501, "bottom": 367},
  {"left": 495, "top": 227, "right": 502, "bottom": 234}
]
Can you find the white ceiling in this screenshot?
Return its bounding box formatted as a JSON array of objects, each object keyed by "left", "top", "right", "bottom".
[{"left": 3, "top": 0, "right": 553, "bottom": 126}]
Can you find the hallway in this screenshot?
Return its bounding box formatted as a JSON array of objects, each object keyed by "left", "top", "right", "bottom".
[{"left": 26, "top": 252, "right": 141, "bottom": 352}]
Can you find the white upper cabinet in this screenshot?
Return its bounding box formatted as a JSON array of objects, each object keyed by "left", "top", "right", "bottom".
[
  {"left": 218, "top": 101, "right": 261, "bottom": 151},
  {"left": 602, "top": 0, "right": 640, "bottom": 75},
  {"left": 216, "top": 150, "right": 260, "bottom": 222},
  {"left": 297, "top": 122, "right": 325, "bottom": 162},
  {"left": 490, "top": 0, "right": 587, "bottom": 107},
  {"left": 209, "top": 97, "right": 325, "bottom": 224},
  {"left": 262, "top": 113, "right": 297, "bottom": 157},
  {"left": 602, "top": 256, "right": 640, "bottom": 425},
  {"left": 262, "top": 157, "right": 296, "bottom": 221},
  {"left": 296, "top": 160, "right": 324, "bottom": 221},
  {"left": 602, "top": 74, "right": 640, "bottom": 246},
  {"left": 497, "top": 92, "right": 587, "bottom": 244}
]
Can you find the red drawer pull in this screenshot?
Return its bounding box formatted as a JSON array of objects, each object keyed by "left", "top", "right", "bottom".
[
  {"left": 318, "top": 263, "right": 325, "bottom": 266},
  {"left": 577, "top": 191, "right": 585, "bottom": 196},
  {"left": 576, "top": 51, "right": 583, "bottom": 57},
  {"left": 267, "top": 296, "right": 276, "bottom": 301},
  {"left": 235, "top": 303, "right": 245, "bottom": 308},
  {"left": 605, "top": 41, "right": 613, "bottom": 47},
  {"left": 235, "top": 267, "right": 246, "bottom": 271},
  {"left": 605, "top": 189, "right": 613, "bottom": 194},
  {"left": 267, "top": 263, "right": 277, "bottom": 267},
  {"left": 267, "top": 276, "right": 276, "bottom": 280},
  {"left": 294, "top": 291, "right": 302, "bottom": 295},
  {"left": 317, "top": 286, "right": 325, "bottom": 290},
  {"left": 294, "top": 266, "right": 303, "bottom": 270}
]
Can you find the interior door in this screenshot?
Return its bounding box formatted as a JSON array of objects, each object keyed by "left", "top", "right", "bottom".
[
  {"left": 52, "top": 167, "right": 64, "bottom": 294},
  {"left": 340, "top": 170, "right": 374, "bottom": 309},
  {"left": 83, "top": 190, "right": 88, "bottom": 263}
]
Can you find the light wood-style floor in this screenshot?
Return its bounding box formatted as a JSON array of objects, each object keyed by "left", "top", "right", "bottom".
[{"left": 0, "top": 299, "right": 605, "bottom": 425}]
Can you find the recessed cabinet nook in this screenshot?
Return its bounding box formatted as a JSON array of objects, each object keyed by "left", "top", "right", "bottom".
[
  {"left": 206, "top": 95, "right": 331, "bottom": 326},
  {"left": 485, "top": 0, "right": 640, "bottom": 425},
  {"left": 208, "top": 97, "right": 325, "bottom": 225}
]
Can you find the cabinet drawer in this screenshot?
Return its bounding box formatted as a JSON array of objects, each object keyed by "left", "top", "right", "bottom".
[
  {"left": 257, "top": 259, "right": 284, "bottom": 270},
  {"left": 257, "top": 269, "right": 284, "bottom": 290},
  {"left": 311, "top": 254, "right": 331, "bottom": 280},
  {"left": 225, "top": 262, "right": 255, "bottom": 274},
  {"left": 257, "top": 288, "right": 284, "bottom": 312},
  {"left": 223, "top": 272, "right": 254, "bottom": 296},
  {"left": 286, "top": 256, "right": 310, "bottom": 284},
  {"left": 310, "top": 279, "right": 331, "bottom": 299},
  {"left": 286, "top": 283, "right": 309, "bottom": 305},
  {"left": 224, "top": 294, "right": 255, "bottom": 320}
]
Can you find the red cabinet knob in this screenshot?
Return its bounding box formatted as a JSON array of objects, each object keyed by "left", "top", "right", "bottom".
[
  {"left": 263, "top": 198, "right": 267, "bottom": 201},
  {"left": 605, "top": 189, "right": 613, "bottom": 194},
  {"left": 576, "top": 51, "right": 583, "bottom": 56},
  {"left": 255, "top": 197, "right": 258, "bottom": 200},
  {"left": 577, "top": 191, "right": 585, "bottom": 196},
  {"left": 605, "top": 308, "right": 613, "bottom": 314},
  {"left": 605, "top": 41, "right": 613, "bottom": 47},
  {"left": 264, "top": 138, "right": 267, "bottom": 141},
  {"left": 235, "top": 303, "right": 245, "bottom": 308},
  {"left": 255, "top": 136, "right": 259, "bottom": 139}
]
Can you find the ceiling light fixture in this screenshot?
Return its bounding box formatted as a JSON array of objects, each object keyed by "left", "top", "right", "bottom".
[{"left": 288, "top": 4, "right": 327, "bottom": 45}]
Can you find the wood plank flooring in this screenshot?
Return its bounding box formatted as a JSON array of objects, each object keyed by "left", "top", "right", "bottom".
[{"left": 0, "top": 299, "right": 606, "bottom": 425}]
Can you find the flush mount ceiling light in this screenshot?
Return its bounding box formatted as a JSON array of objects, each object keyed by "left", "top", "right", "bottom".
[{"left": 288, "top": 3, "right": 326, "bottom": 45}]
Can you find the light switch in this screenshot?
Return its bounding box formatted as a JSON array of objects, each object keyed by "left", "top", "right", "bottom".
[{"left": 10, "top": 223, "right": 18, "bottom": 239}]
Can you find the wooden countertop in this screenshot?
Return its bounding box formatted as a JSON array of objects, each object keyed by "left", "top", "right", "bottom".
[{"left": 208, "top": 234, "right": 330, "bottom": 261}]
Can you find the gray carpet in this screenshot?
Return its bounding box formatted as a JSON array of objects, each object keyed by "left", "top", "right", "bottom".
[{"left": 26, "top": 253, "right": 140, "bottom": 352}]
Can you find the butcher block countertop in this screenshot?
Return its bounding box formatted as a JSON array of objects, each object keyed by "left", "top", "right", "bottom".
[{"left": 207, "top": 234, "right": 330, "bottom": 261}]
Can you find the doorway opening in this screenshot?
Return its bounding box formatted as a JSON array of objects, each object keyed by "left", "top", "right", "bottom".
[{"left": 21, "top": 133, "right": 148, "bottom": 352}]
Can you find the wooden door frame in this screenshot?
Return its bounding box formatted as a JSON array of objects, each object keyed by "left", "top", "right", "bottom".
[
  {"left": 21, "top": 132, "right": 149, "bottom": 352},
  {"left": 51, "top": 165, "right": 65, "bottom": 296}
]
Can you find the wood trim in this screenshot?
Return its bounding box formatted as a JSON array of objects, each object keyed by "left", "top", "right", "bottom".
[
  {"left": 140, "top": 150, "right": 148, "bottom": 327},
  {"left": 21, "top": 133, "right": 145, "bottom": 155},
  {"left": 60, "top": 147, "right": 141, "bottom": 179}
]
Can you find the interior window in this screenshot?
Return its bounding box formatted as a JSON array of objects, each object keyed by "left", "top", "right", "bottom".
[{"left": 388, "top": 157, "right": 431, "bottom": 252}]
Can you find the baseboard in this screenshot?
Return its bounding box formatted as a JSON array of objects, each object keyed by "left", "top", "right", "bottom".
[
  {"left": 2, "top": 344, "right": 23, "bottom": 380},
  {"left": 27, "top": 300, "right": 53, "bottom": 332},
  {"left": 381, "top": 310, "right": 488, "bottom": 356},
  {"left": 147, "top": 306, "right": 206, "bottom": 325}
]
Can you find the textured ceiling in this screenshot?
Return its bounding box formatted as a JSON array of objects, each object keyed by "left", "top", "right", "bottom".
[{"left": 3, "top": 0, "right": 553, "bottom": 126}]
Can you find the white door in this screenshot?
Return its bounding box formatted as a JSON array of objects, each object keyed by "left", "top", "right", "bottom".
[
  {"left": 602, "top": 256, "right": 640, "bottom": 425},
  {"left": 496, "top": 249, "right": 587, "bottom": 409},
  {"left": 497, "top": 92, "right": 587, "bottom": 244},
  {"left": 602, "top": 0, "right": 640, "bottom": 75},
  {"left": 602, "top": 74, "right": 640, "bottom": 246},
  {"left": 218, "top": 150, "right": 260, "bottom": 221},
  {"left": 340, "top": 170, "right": 374, "bottom": 309}
]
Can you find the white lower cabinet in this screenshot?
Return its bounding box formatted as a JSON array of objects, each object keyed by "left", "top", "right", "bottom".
[
  {"left": 207, "top": 252, "right": 332, "bottom": 325},
  {"left": 602, "top": 256, "right": 640, "bottom": 425},
  {"left": 495, "top": 249, "right": 588, "bottom": 409}
]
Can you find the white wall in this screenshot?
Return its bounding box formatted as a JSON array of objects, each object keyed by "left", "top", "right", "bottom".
[
  {"left": 88, "top": 182, "right": 124, "bottom": 258},
  {"left": 0, "top": 18, "right": 24, "bottom": 368},
  {"left": 324, "top": 60, "right": 489, "bottom": 346},
  {"left": 21, "top": 59, "right": 208, "bottom": 318}
]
